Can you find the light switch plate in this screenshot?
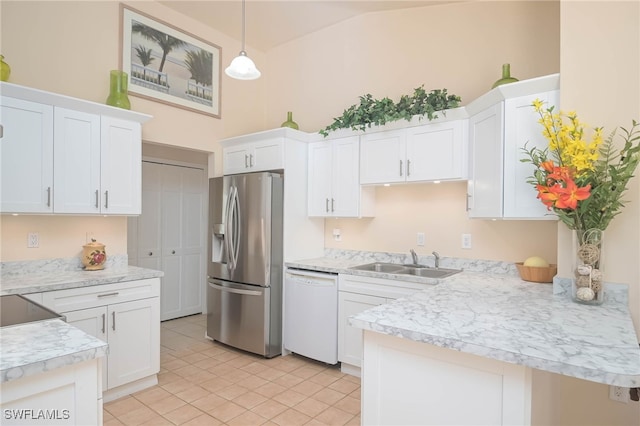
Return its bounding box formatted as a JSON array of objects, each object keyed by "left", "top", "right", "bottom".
[{"left": 416, "top": 232, "right": 425, "bottom": 246}]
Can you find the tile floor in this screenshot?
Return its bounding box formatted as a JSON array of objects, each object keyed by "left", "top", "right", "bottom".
[{"left": 104, "top": 314, "right": 361, "bottom": 426}]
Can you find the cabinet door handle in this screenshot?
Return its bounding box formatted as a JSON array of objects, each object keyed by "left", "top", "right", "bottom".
[
  {"left": 148, "top": 251, "right": 153, "bottom": 256},
  {"left": 104, "top": 190, "right": 109, "bottom": 209},
  {"left": 112, "top": 311, "right": 116, "bottom": 331},
  {"left": 331, "top": 198, "right": 335, "bottom": 212},
  {"left": 325, "top": 198, "right": 329, "bottom": 213},
  {"left": 98, "top": 292, "right": 119, "bottom": 298},
  {"left": 0, "top": 124, "right": 3, "bottom": 139},
  {"left": 172, "top": 250, "right": 176, "bottom": 254},
  {"left": 95, "top": 190, "right": 99, "bottom": 209},
  {"left": 46, "top": 187, "right": 51, "bottom": 207},
  {"left": 101, "top": 313, "right": 106, "bottom": 334},
  {"left": 399, "top": 160, "right": 403, "bottom": 177},
  {"left": 250, "top": 154, "right": 254, "bottom": 167},
  {"left": 407, "top": 159, "right": 411, "bottom": 177},
  {"left": 245, "top": 154, "right": 249, "bottom": 168}
]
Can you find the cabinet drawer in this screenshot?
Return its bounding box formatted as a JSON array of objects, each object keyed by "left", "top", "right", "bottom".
[
  {"left": 41, "top": 278, "right": 160, "bottom": 312},
  {"left": 338, "top": 274, "right": 426, "bottom": 299}
]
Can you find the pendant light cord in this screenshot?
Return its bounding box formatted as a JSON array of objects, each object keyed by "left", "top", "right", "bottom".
[{"left": 241, "top": 0, "right": 246, "bottom": 52}]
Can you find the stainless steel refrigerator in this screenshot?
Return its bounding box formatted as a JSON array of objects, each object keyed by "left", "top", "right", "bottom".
[{"left": 206, "top": 172, "right": 283, "bottom": 358}]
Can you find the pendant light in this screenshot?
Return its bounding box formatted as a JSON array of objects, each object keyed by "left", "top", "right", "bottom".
[{"left": 225, "top": 0, "right": 261, "bottom": 80}]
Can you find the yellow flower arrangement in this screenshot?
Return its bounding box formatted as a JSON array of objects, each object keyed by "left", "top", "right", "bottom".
[{"left": 522, "top": 100, "right": 640, "bottom": 233}]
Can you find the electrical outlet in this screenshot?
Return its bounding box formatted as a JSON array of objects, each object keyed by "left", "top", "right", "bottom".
[
  {"left": 416, "top": 232, "right": 425, "bottom": 246},
  {"left": 27, "top": 232, "right": 39, "bottom": 248},
  {"left": 461, "top": 233, "right": 472, "bottom": 249},
  {"left": 610, "top": 385, "right": 630, "bottom": 403},
  {"left": 332, "top": 228, "right": 341, "bottom": 242}
]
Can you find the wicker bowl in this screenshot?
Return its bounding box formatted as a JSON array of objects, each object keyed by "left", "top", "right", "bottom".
[{"left": 516, "top": 262, "right": 557, "bottom": 283}]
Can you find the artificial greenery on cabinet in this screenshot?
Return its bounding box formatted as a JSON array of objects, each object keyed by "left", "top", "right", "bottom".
[{"left": 319, "top": 86, "right": 461, "bottom": 137}]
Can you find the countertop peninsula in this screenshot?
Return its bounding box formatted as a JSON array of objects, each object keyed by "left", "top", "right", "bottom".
[
  {"left": 286, "top": 255, "right": 640, "bottom": 387},
  {"left": 0, "top": 257, "right": 163, "bottom": 383}
]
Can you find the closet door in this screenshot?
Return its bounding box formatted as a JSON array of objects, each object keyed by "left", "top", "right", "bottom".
[
  {"left": 161, "top": 165, "right": 204, "bottom": 321},
  {"left": 136, "top": 162, "right": 162, "bottom": 271}
]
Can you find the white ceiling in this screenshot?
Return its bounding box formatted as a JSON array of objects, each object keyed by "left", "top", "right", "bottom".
[{"left": 160, "top": 1, "right": 460, "bottom": 52}]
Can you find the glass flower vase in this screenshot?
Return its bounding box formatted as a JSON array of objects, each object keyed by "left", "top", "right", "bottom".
[
  {"left": 280, "top": 111, "right": 299, "bottom": 129},
  {"left": 571, "top": 229, "right": 605, "bottom": 305},
  {"left": 105, "top": 70, "right": 131, "bottom": 110}
]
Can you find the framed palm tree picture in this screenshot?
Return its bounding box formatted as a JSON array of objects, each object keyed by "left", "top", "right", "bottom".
[{"left": 120, "top": 5, "right": 221, "bottom": 118}]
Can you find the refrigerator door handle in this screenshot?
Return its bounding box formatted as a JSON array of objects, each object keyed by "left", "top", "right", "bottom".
[
  {"left": 208, "top": 281, "right": 262, "bottom": 296},
  {"left": 231, "top": 186, "right": 241, "bottom": 269},
  {"left": 224, "top": 186, "right": 235, "bottom": 269},
  {"left": 226, "top": 185, "right": 241, "bottom": 270}
]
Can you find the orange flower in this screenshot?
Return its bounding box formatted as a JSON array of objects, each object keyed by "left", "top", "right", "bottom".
[
  {"left": 540, "top": 160, "right": 555, "bottom": 172},
  {"left": 536, "top": 184, "right": 560, "bottom": 209},
  {"left": 547, "top": 166, "right": 573, "bottom": 183},
  {"left": 555, "top": 179, "right": 591, "bottom": 210}
]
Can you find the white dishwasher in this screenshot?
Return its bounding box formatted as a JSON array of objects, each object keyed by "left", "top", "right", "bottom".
[{"left": 284, "top": 268, "right": 338, "bottom": 364}]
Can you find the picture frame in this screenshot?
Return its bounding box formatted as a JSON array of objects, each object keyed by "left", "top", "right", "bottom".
[{"left": 120, "top": 5, "right": 221, "bottom": 118}]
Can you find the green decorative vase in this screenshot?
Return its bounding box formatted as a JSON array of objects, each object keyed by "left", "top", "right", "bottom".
[
  {"left": 281, "top": 111, "right": 299, "bottom": 130},
  {"left": 105, "top": 70, "right": 131, "bottom": 110},
  {"left": 0, "top": 55, "right": 11, "bottom": 82},
  {"left": 491, "top": 63, "right": 519, "bottom": 89}
]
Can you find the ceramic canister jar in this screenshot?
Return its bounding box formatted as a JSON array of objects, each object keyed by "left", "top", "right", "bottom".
[{"left": 82, "top": 239, "right": 107, "bottom": 270}]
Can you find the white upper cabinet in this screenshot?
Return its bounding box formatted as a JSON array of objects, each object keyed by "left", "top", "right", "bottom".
[
  {"left": 308, "top": 136, "right": 374, "bottom": 217},
  {"left": 53, "top": 108, "right": 101, "bottom": 213},
  {"left": 360, "top": 129, "right": 407, "bottom": 184},
  {"left": 100, "top": 117, "right": 142, "bottom": 214},
  {"left": 223, "top": 137, "right": 284, "bottom": 175},
  {"left": 466, "top": 74, "right": 560, "bottom": 219},
  {"left": 405, "top": 119, "right": 467, "bottom": 182},
  {"left": 0, "top": 82, "right": 150, "bottom": 215},
  {"left": 359, "top": 112, "right": 468, "bottom": 185},
  {"left": 0, "top": 96, "right": 54, "bottom": 213}
]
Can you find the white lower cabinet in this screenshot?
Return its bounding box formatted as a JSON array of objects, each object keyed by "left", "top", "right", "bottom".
[
  {"left": 338, "top": 291, "right": 386, "bottom": 368},
  {"left": 362, "top": 331, "right": 532, "bottom": 426},
  {"left": 337, "top": 274, "right": 427, "bottom": 375},
  {"left": 39, "top": 279, "right": 160, "bottom": 400},
  {"left": 0, "top": 358, "right": 102, "bottom": 426}
]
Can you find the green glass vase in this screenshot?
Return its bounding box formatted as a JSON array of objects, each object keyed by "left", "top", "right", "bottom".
[
  {"left": 281, "top": 111, "right": 299, "bottom": 130},
  {"left": 0, "top": 55, "right": 11, "bottom": 82},
  {"left": 105, "top": 70, "right": 131, "bottom": 110},
  {"left": 491, "top": 63, "right": 519, "bottom": 89}
]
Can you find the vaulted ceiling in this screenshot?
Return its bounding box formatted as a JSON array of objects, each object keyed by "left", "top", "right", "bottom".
[{"left": 160, "top": 1, "right": 463, "bottom": 51}]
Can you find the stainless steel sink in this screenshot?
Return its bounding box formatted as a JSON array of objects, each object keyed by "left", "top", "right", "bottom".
[
  {"left": 399, "top": 267, "right": 461, "bottom": 278},
  {"left": 349, "top": 262, "right": 406, "bottom": 273},
  {"left": 349, "top": 262, "right": 461, "bottom": 279}
]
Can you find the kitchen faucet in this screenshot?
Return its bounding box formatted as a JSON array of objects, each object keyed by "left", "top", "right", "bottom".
[
  {"left": 432, "top": 251, "right": 440, "bottom": 268},
  {"left": 410, "top": 249, "right": 419, "bottom": 265}
]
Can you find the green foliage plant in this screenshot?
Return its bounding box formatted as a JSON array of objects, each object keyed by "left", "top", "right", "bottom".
[{"left": 319, "top": 86, "right": 461, "bottom": 137}]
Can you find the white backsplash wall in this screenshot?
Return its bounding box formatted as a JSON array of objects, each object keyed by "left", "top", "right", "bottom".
[{"left": 324, "top": 181, "right": 558, "bottom": 264}]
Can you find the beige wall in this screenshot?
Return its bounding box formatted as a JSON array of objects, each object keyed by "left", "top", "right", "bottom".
[
  {"left": 0, "top": 0, "right": 266, "bottom": 260},
  {"left": 264, "top": 0, "right": 561, "bottom": 132},
  {"left": 324, "top": 182, "right": 558, "bottom": 263},
  {"left": 534, "top": 2, "right": 640, "bottom": 425},
  {"left": 264, "top": 0, "right": 561, "bottom": 262}
]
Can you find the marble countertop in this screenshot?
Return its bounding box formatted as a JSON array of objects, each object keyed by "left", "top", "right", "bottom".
[
  {"left": 350, "top": 271, "right": 640, "bottom": 387},
  {"left": 0, "top": 319, "right": 108, "bottom": 383},
  {"left": 0, "top": 265, "right": 164, "bottom": 295},
  {"left": 0, "top": 256, "right": 161, "bottom": 383},
  {"left": 287, "top": 254, "right": 639, "bottom": 387}
]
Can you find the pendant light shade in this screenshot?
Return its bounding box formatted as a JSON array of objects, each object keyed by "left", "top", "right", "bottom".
[{"left": 225, "top": 0, "right": 261, "bottom": 80}]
